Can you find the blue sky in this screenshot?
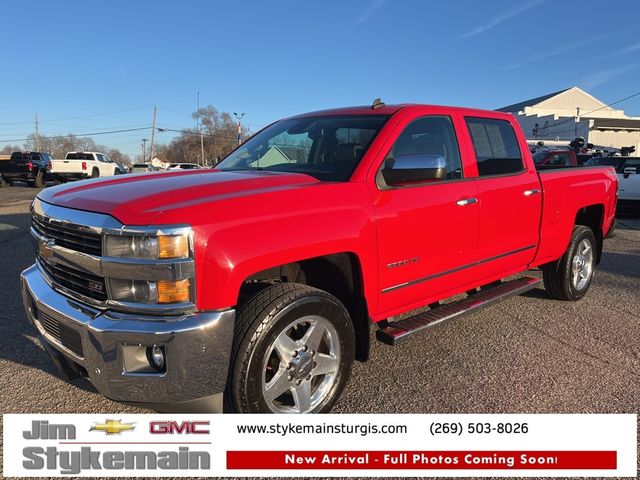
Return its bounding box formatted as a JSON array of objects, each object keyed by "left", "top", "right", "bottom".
[{"left": 2, "top": 0, "right": 640, "bottom": 157}]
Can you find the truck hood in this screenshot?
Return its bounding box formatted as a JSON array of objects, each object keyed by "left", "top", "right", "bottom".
[{"left": 37, "top": 169, "right": 319, "bottom": 225}]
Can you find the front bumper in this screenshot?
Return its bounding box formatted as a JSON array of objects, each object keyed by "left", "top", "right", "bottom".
[{"left": 20, "top": 264, "right": 235, "bottom": 412}]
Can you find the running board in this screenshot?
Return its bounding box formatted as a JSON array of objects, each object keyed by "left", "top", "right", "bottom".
[{"left": 376, "top": 277, "right": 541, "bottom": 346}]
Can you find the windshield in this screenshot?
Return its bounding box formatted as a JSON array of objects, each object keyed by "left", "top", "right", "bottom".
[{"left": 217, "top": 115, "right": 389, "bottom": 181}]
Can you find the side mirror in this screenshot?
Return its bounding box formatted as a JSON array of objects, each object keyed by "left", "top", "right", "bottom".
[{"left": 382, "top": 155, "right": 446, "bottom": 186}]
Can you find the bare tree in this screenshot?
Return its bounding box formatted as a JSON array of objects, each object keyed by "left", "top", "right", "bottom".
[
  {"left": 0, "top": 145, "right": 22, "bottom": 155},
  {"left": 157, "top": 105, "right": 250, "bottom": 165},
  {"left": 22, "top": 133, "right": 130, "bottom": 164}
]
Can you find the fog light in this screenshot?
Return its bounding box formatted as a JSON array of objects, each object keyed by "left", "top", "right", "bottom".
[{"left": 147, "top": 345, "right": 165, "bottom": 370}]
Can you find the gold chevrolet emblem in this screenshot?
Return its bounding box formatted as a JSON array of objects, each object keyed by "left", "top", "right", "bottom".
[
  {"left": 38, "top": 239, "right": 54, "bottom": 261},
  {"left": 90, "top": 419, "right": 135, "bottom": 435}
]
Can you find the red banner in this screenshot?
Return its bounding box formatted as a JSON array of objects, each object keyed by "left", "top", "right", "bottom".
[{"left": 227, "top": 450, "right": 616, "bottom": 470}]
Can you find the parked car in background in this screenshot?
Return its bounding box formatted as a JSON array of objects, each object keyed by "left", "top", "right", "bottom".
[
  {"left": 131, "top": 163, "right": 160, "bottom": 173},
  {"left": 586, "top": 156, "right": 640, "bottom": 208},
  {"left": 532, "top": 149, "right": 579, "bottom": 168},
  {"left": 21, "top": 102, "right": 617, "bottom": 414},
  {"left": 50, "top": 151, "right": 123, "bottom": 182},
  {"left": 167, "top": 163, "right": 202, "bottom": 170},
  {"left": 0, "top": 151, "right": 52, "bottom": 187}
]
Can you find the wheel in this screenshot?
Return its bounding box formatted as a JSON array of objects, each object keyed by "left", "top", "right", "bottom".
[
  {"left": 543, "top": 225, "right": 596, "bottom": 301},
  {"left": 33, "top": 171, "right": 45, "bottom": 188},
  {"left": 91, "top": 168, "right": 99, "bottom": 178},
  {"left": 227, "top": 283, "right": 355, "bottom": 413},
  {"left": 0, "top": 176, "right": 7, "bottom": 188}
]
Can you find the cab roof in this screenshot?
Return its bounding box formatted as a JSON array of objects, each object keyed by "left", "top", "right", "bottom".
[{"left": 289, "top": 103, "right": 511, "bottom": 119}]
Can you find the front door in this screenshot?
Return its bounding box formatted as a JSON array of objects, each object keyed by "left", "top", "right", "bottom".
[{"left": 372, "top": 113, "right": 480, "bottom": 318}]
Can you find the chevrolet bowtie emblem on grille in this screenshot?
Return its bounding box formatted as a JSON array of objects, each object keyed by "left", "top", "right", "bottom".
[
  {"left": 90, "top": 419, "right": 136, "bottom": 435},
  {"left": 38, "top": 239, "right": 55, "bottom": 261}
]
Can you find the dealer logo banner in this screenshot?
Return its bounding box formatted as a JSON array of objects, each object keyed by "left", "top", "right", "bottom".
[{"left": 2, "top": 414, "right": 636, "bottom": 477}]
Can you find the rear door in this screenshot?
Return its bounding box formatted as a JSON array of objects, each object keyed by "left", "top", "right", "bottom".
[
  {"left": 371, "top": 110, "right": 480, "bottom": 317},
  {"left": 619, "top": 158, "right": 640, "bottom": 201},
  {"left": 462, "top": 116, "right": 541, "bottom": 282}
]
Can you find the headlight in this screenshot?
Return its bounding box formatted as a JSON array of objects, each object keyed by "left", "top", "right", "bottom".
[
  {"left": 104, "top": 227, "right": 194, "bottom": 308},
  {"left": 105, "top": 234, "right": 189, "bottom": 259},
  {"left": 109, "top": 278, "right": 191, "bottom": 304}
]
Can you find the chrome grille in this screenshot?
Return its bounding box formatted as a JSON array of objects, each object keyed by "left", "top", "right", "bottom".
[
  {"left": 38, "top": 310, "right": 84, "bottom": 357},
  {"left": 32, "top": 214, "right": 102, "bottom": 256},
  {"left": 38, "top": 257, "right": 108, "bottom": 302}
]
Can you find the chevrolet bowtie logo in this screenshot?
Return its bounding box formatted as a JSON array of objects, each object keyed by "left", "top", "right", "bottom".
[{"left": 90, "top": 419, "right": 135, "bottom": 435}]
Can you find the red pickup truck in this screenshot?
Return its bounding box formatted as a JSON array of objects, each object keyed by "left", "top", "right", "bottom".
[{"left": 21, "top": 103, "right": 617, "bottom": 414}]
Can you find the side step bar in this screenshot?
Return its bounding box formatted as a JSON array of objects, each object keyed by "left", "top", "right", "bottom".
[{"left": 376, "top": 277, "right": 541, "bottom": 346}]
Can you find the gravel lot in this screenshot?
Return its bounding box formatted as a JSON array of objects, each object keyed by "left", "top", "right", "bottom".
[{"left": 0, "top": 184, "right": 638, "bottom": 476}]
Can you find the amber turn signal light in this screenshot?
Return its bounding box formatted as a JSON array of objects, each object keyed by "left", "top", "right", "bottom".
[
  {"left": 158, "top": 235, "right": 189, "bottom": 259},
  {"left": 157, "top": 279, "right": 191, "bottom": 303}
]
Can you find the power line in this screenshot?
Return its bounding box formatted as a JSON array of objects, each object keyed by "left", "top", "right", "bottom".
[
  {"left": 0, "top": 126, "right": 152, "bottom": 144},
  {"left": 156, "top": 126, "right": 239, "bottom": 141},
  {"left": 0, "top": 106, "right": 153, "bottom": 126}
]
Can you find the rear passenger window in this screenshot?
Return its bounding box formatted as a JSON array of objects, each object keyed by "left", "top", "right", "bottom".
[{"left": 466, "top": 117, "right": 523, "bottom": 176}]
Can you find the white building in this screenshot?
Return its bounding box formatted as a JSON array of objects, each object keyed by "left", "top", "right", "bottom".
[{"left": 497, "top": 86, "right": 640, "bottom": 152}]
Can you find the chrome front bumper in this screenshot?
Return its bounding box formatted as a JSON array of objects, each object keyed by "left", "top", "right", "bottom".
[{"left": 21, "top": 264, "right": 235, "bottom": 412}]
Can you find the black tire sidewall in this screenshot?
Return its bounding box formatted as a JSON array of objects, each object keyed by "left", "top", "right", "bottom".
[
  {"left": 91, "top": 168, "right": 99, "bottom": 178},
  {"left": 565, "top": 227, "right": 596, "bottom": 300},
  {"left": 234, "top": 292, "right": 355, "bottom": 413}
]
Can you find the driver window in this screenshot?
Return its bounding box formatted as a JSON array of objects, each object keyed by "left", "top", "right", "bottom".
[{"left": 387, "top": 116, "right": 463, "bottom": 180}]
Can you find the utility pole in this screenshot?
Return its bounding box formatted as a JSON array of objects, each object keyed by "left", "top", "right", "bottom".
[
  {"left": 34, "top": 113, "right": 40, "bottom": 151},
  {"left": 197, "top": 91, "right": 204, "bottom": 166},
  {"left": 233, "top": 112, "right": 245, "bottom": 146},
  {"left": 149, "top": 105, "right": 157, "bottom": 163},
  {"left": 142, "top": 138, "right": 148, "bottom": 162}
]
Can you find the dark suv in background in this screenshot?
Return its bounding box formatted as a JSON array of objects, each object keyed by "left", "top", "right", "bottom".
[{"left": 0, "top": 151, "right": 52, "bottom": 187}]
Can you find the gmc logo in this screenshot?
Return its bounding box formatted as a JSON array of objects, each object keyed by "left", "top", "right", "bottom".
[{"left": 149, "top": 421, "right": 210, "bottom": 434}]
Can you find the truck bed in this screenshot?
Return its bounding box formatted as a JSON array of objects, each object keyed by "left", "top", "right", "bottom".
[{"left": 533, "top": 166, "right": 618, "bottom": 267}]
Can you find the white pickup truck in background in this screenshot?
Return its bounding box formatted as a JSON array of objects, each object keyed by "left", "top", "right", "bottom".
[{"left": 50, "top": 151, "right": 126, "bottom": 181}]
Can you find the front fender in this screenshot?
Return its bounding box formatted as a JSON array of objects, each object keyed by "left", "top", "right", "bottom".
[{"left": 191, "top": 182, "right": 379, "bottom": 312}]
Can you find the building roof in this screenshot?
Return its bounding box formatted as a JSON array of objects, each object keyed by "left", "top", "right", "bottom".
[
  {"left": 496, "top": 88, "right": 572, "bottom": 113},
  {"left": 591, "top": 118, "right": 640, "bottom": 130}
]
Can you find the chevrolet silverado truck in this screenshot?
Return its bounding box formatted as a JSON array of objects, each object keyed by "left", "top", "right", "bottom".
[
  {"left": 21, "top": 103, "right": 617, "bottom": 413},
  {"left": 50, "top": 151, "right": 124, "bottom": 182}
]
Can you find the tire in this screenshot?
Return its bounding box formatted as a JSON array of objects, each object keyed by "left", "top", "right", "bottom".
[
  {"left": 33, "top": 171, "right": 45, "bottom": 188},
  {"left": 227, "top": 283, "right": 355, "bottom": 414},
  {"left": 542, "top": 225, "right": 596, "bottom": 301},
  {"left": 91, "top": 168, "right": 99, "bottom": 178},
  {"left": 0, "top": 176, "right": 8, "bottom": 188}
]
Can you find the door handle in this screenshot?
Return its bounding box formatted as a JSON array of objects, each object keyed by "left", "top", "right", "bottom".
[
  {"left": 456, "top": 197, "right": 478, "bottom": 207},
  {"left": 524, "top": 188, "right": 540, "bottom": 196}
]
